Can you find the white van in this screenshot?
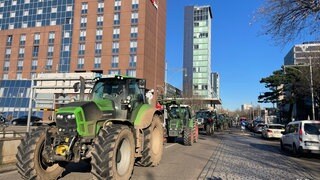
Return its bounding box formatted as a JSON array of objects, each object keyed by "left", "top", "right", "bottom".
[{"left": 280, "top": 120, "right": 320, "bottom": 156}]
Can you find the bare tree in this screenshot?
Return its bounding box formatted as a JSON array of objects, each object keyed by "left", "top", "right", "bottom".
[{"left": 257, "top": 0, "right": 320, "bottom": 44}]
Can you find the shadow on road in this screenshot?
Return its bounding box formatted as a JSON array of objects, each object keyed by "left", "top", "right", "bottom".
[{"left": 61, "top": 160, "right": 91, "bottom": 178}]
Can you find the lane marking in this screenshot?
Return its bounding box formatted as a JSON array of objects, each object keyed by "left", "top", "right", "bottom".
[{"left": 165, "top": 144, "right": 176, "bottom": 149}]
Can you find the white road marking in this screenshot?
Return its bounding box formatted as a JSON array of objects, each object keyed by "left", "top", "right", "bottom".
[{"left": 165, "top": 143, "right": 176, "bottom": 149}]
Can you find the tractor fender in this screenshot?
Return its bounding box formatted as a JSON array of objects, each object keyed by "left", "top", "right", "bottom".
[{"left": 134, "top": 104, "right": 163, "bottom": 129}]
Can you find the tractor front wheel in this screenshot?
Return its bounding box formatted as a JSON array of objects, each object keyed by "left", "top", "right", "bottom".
[
  {"left": 91, "top": 124, "right": 135, "bottom": 180},
  {"left": 138, "top": 115, "right": 164, "bottom": 167},
  {"left": 16, "top": 128, "right": 66, "bottom": 180}
]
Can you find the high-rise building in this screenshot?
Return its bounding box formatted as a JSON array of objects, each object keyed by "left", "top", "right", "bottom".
[
  {"left": 183, "top": 5, "right": 213, "bottom": 98},
  {"left": 284, "top": 41, "right": 320, "bottom": 65},
  {"left": 0, "top": 0, "right": 166, "bottom": 92}
]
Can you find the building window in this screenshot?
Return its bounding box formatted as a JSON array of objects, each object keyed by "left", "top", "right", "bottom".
[
  {"left": 112, "top": 42, "right": 119, "bottom": 53},
  {"left": 66, "top": 18, "right": 72, "bottom": 24},
  {"left": 34, "top": 33, "right": 40, "bottom": 45},
  {"left": 129, "top": 55, "right": 137, "bottom": 67},
  {"left": 47, "top": 46, "right": 54, "bottom": 57},
  {"left": 109, "top": 70, "right": 120, "bottom": 75},
  {"left": 5, "top": 48, "right": 11, "bottom": 58},
  {"left": 67, "top": 5, "right": 73, "bottom": 11},
  {"left": 24, "top": 0, "right": 30, "bottom": 3},
  {"left": 111, "top": 56, "right": 119, "bottom": 68},
  {"left": 19, "top": 48, "right": 25, "bottom": 58},
  {"left": 132, "top": 0, "right": 139, "bottom": 9},
  {"left": 37, "top": 9, "right": 43, "bottom": 14},
  {"left": 80, "top": 16, "right": 87, "bottom": 28},
  {"left": 20, "top": 34, "right": 26, "bottom": 45},
  {"left": 8, "top": 24, "right": 14, "bottom": 29},
  {"left": 0, "top": 13, "right": 3, "bottom": 19},
  {"left": 46, "top": 58, "right": 53, "bottom": 70},
  {"left": 12, "top": 0, "right": 17, "bottom": 5},
  {"left": 23, "top": 10, "right": 29, "bottom": 16},
  {"left": 33, "top": 46, "right": 39, "bottom": 57},
  {"left": 64, "top": 31, "right": 70, "bottom": 38},
  {"left": 114, "top": 13, "right": 120, "bottom": 25},
  {"left": 130, "top": 26, "right": 138, "bottom": 38},
  {"left": 126, "top": 69, "right": 136, "bottom": 77},
  {"left": 3, "top": 61, "right": 10, "bottom": 71},
  {"left": 94, "top": 57, "right": 101, "bottom": 69},
  {"left": 22, "top": 22, "right": 28, "bottom": 28},
  {"left": 6, "top": 35, "right": 13, "bottom": 46},
  {"left": 2, "top": 74, "right": 8, "bottom": 80},
  {"left": 81, "top": 2, "right": 88, "bottom": 14},
  {"left": 50, "top": 20, "right": 56, "bottom": 26},
  {"left": 78, "top": 44, "right": 85, "bottom": 55},
  {"left": 131, "top": 12, "right": 138, "bottom": 24},
  {"left": 98, "top": 2, "right": 104, "bottom": 13},
  {"left": 48, "top": 32, "right": 55, "bottom": 44},
  {"left": 96, "top": 28, "right": 103, "bottom": 41},
  {"left": 95, "top": 43, "right": 102, "bottom": 55},
  {"left": 97, "top": 15, "right": 104, "bottom": 26},
  {"left": 130, "top": 41, "right": 137, "bottom": 53},
  {"left": 0, "top": 2, "right": 4, "bottom": 7},
  {"left": 51, "top": 7, "right": 57, "bottom": 13},
  {"left": 114, "top": 0, "right": 121, "bottom": 11},
  {"left": 80, "top": 30, "right": 86, "bottom": 41},
  {"left": 17, "top": 60, "right": 24, "bottom": 71},
  {"left": 31, "top": 59, "right": 38, "bottom": 70},
  {"left": 113, "top": 27, "right": 120, "bottom": 39},
  {"left": 64, "top": 45, "right": 70, "bottom": 51},
  {"left": 17, "top": 73, "right": 22, "bottom": 80},
  {"left": 77, "top": 58, "right": 84, "bottom": 69},
  {"left": 36, "top": 21, "right": 42, "bottom": 27},
  {"left": 10, "top": 12, "right": 16, "bottom": 18}
]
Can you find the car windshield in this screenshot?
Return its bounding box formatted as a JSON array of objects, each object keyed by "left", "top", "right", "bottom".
[
  {"left": 304, "top": 123, "right": 320, "bottom": 135},
  {"left": 196, "top": 111, "right": 210, "bottom": 119},
  {"left": 268, "top": 125, "right": 284, "bottom": 129}
]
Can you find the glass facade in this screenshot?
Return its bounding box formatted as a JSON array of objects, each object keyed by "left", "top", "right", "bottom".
[
  {"left": 0, "top": 0, "right": 74, "bottom": 72},
  {"left": 183, "top": 6, "right": 213, "bottom": 98},
  {"left": 0, "top": 80, "right": 42, "bottom": 119}
]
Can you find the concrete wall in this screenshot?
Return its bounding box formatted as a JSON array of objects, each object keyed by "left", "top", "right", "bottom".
[{"left": 0, "top": 138, "right": 21, "bottom": 164}]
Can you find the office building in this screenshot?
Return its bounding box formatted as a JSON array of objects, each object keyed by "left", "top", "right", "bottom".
[
  {"left": 183, "top": 5, "right": 213, "bottom": 98},
  {"left": 0, "top": 0, "right": 166, "bottom": 92},
  {"left": 284, "top": 41, "right": 320, "bottom": 65},
  {"left": 0, "top": 0, "right": 166, "bottom": 118}
]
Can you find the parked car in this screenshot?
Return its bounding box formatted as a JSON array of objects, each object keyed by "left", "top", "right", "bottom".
[
  {"left": 280, "top": 120, "right": 320, "bottom": 156},
  {"left": 261, "top": 124, "right": 285, "bottom": 139},
  {"left": 253, "top": 123, "right": 266, "bottom": 133},
  {"left": 11, "top": 115, "right": 42, "bottom": 126},
  {"left": 196, "top": 110, "right": 215, "bottom": 135}
]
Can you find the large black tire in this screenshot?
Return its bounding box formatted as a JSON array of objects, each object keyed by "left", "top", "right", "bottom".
[
  {"left": 183, "top": 127, "right": 193, "bottom": 146},
  {"left": 91, "top": 124, "right": 135, "bottom": 180},
  {"left": 16, "top": 128, "right": 65, "bottom": 180},
  {"left": 280, "top": 140, "right": 285, "bottom": 151},
  {"left": 137, "top": 115, "right": 164, "bottom": 167}
]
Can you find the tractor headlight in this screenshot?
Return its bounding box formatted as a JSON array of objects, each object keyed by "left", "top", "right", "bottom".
[
  {"left": 56, "top": 114, "right": 63, "bottom": 119},
  {"left": 67, "top": 114, "right": 75, "bottom": 119}
]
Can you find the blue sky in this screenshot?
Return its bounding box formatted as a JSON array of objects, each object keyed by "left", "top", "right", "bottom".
[{"left": 165, "top": 0, "right": 305, "bottom": 111}]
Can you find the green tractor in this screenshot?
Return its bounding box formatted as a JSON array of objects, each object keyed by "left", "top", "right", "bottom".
[
  {"left": 163, "top": 100, "right": 198, "bottom": 146},
  {"left": 16, "top": 75, "right": 164, "bottom": 180}
]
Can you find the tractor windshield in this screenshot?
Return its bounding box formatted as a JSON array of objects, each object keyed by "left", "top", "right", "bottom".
[{"left": 92, "top": 79, "right": 125, "bottom": 100}]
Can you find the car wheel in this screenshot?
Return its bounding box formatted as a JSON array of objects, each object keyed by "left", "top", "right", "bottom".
[
  {"left": 280, "top": 140, "right": 285, "bottom": 151},
  {"left": 292, "top": 144, "right": 301, "bottom": 157}
]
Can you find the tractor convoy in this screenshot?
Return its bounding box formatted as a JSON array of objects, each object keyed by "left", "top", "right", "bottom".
[{"left": 16, "top": 75, "right": 164, "bottom": 179}]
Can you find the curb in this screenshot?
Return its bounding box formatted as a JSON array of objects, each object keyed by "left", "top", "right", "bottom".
[{"left": 0, "top": 163, "right": 16, "bottom": 173}]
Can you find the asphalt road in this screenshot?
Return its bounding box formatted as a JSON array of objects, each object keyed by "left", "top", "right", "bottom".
[{"left": 1, "top": 128, "right": 320, "bottom": 180}]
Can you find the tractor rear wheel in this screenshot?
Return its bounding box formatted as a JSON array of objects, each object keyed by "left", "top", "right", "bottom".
[
  {"left": 16, "top": 128, "right": 65, "bottom": 180},
  {"left": 183, "top": 127, "right": 193, "bottom": 146},
  {"left": 91, "top": 124, "right": 135, "bottom": 180},
  {"left": 137, "top": 115, "right": 163, "bottom": 167}
]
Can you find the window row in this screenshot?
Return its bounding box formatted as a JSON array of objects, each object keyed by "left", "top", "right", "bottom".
[
  {"left": 79, "top": 27, "right": 138, "bottom": 42},
  {"left": 77, "top": 55, "right": 137, "bottom": 69},
  {"left": 80, "top": 12, "right": 138, "bottom": 27},
  {"left": 81, "top": 0, "right": 139, "bottom": 14}
]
